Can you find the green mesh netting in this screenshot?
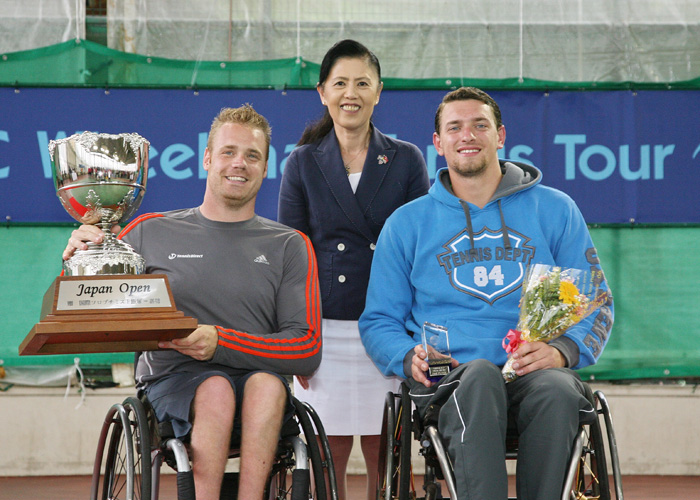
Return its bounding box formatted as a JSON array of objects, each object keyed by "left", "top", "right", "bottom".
[
  {"left": 3, "top": 39, "right": 700, "bottom": 90},
  {"left": 0, "top": 39, "right": 318, "bottom": 89},
  {"left": 579, "top": 226, "right": 700, "bottom": 381}
]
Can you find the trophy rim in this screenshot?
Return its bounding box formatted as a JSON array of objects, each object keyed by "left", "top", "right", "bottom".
[{"left": 48, "top": 131, "right": 151, "bottom": 160}]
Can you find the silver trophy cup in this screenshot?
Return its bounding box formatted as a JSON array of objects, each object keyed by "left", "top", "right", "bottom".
[{"left": 50, "top": 132, "right": 149, "bottom": 276}]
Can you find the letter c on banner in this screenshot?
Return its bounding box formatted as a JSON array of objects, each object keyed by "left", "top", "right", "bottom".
[{"left": 0, "top": 130, "right": 9, "bottom": 178}]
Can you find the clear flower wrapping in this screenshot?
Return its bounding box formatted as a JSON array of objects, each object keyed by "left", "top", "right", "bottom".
[{"left": 501, "top": 264, "right": 611, "bottom": 382}]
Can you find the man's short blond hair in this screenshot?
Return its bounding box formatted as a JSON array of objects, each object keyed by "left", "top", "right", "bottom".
[{"left": 208, "top": 104, "right": 272, "bottom": 159}]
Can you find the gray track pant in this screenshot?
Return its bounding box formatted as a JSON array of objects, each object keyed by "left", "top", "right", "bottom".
[{"left": 408, "top": 359, "right": 593, "bottom": 500}]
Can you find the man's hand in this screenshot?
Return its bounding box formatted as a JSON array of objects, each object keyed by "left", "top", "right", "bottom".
[
  {"left": 63, "top": 224, "right": 121, "bottom": 260},
  {"left": 411, "top": 344, "right": 459, "bottom": 388},
  {"left": 295, "top": 375, "right": 310, "bottom": 390},
  {"left": 158, "top": 325, "right": 218, "bottom": 361},
  {"left": 509, "top": 341, "right": 565, "bottom": 377}
]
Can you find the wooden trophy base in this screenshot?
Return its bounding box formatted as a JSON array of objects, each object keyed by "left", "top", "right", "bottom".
[{"left": 20, "top": 274, "right": 198, "bottom": 355}]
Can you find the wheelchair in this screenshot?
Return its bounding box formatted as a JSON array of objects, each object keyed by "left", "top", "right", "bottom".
[
  {"left": 377, "top": 380, "right": 624, "bottom": 500},
  {"left": 89, "top": 391, "right": 338, "bottom": 500}
]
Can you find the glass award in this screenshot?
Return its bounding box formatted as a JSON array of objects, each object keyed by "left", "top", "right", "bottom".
[{"left": 421, "top": 322, "right": 452, "bottom": 383}]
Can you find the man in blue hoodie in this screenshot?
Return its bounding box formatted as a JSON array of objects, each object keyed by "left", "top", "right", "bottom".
[{"left": 359, "top": 87, "right": 613, "bottom": 500}]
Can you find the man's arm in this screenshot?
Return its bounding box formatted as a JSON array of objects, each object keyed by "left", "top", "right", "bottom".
[
  {"left": 502, "top": 194, "right": 614, "bottom": 377},
  {"left": 204, "top": 230, "right": 322, "bottom": 376},
  {"left": 551, "top": 199, "right": 615, "bottom": 370},
  {"left": 359, "top": 216, "right": 420, "bottom": 379}
]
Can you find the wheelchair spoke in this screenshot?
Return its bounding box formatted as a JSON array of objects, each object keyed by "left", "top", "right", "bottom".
[
  {"left": 266, "top": 466, "right": 291, "bottom": 499},
  {"left": 377, "top": 390, "right": 415, "bottom": 500},
  {"left": 94, "top": 399, "right": 152, "bottom": 500},
  {"left": 570, "top": 424, "right": 608, "bottom": 500},
  {"left": 574, "top": 451, "right": 601, "bottom": 500},
  {"left": 111, "top": 428, "right": 137, "bottom": 500}
]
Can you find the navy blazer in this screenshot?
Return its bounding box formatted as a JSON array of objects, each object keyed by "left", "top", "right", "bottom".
[{"left": 278, "top": 126, "right": 430, "bottom": 320}]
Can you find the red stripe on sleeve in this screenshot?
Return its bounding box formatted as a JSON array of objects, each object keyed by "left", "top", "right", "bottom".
[
  {"left": 216, "top": 229, "right": 322, "bottom": 360},
  {"left": 118, "top": 213, "right": 164, "bottom": 240},
  {"left": 217, "top": 337, "right": 322, "bottom": 360}
]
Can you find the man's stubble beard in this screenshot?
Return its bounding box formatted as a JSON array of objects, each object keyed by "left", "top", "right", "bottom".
[{"left": 449, "top": 158, "right": 489, "bottom": 179}]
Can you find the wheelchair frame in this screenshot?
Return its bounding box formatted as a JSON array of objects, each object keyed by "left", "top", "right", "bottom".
[
  {"left": 89, "top": 394, "right": 338, "bottom": 500},
  {"left": 377, "top": 381, "right": 624, "bottom": 500}
]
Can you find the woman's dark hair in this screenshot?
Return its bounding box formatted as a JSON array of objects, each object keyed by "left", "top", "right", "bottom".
[{"left": 297, "top": 39, "right": 381, "bottom": 146}]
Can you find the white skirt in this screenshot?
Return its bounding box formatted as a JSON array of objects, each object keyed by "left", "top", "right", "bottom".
[{"left": 293, "top": 318, "right": 401, "bottom": 436}]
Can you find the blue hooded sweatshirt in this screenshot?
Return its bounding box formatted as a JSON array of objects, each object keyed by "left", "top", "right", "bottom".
[{"left": 359, "top": 162, "right": 614, "bottom": 379}]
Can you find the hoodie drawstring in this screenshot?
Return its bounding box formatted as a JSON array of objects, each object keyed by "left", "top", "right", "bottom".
[
  {"left": 497, "top": 199, "right": 512, "bottom": 250},
  {"left": 459, "top": 200, "right": 476, "bottom": 251},
  {"left": 459, "top": 199, "right": 512, "bottom": 250}
]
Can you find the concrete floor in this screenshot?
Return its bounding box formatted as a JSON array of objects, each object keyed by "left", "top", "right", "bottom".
[{"left": 1, "top": 474, "right": 699, "bottom": 500}]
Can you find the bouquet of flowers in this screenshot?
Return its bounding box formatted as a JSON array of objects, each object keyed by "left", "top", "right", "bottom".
[{"left": 501, "top": 263, "right": 611, "bottom": 382}]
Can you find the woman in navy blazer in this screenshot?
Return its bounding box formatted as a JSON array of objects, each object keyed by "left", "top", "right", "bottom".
[{"left": 278, "top": 40, "right": 429, "bottom": 500}]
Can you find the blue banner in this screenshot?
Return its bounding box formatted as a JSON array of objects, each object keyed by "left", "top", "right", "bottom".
[{"left": 1, "top": 87, "right": 699, "bottom": 224}]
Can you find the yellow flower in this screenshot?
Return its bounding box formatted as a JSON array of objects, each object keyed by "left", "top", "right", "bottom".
[{"left": 559, "top": 280, "right": 579, "bottom": 304}]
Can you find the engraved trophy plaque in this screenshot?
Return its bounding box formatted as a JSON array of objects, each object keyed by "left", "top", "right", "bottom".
[
  {"left": 20, "top": 132, "right": 197, "bottom": 356},
  {"left": 421, "top": 322, "right": 452, "bottom": 383}
]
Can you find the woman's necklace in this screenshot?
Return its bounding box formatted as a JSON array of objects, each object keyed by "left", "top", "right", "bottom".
[{"left": 342, "top": 139, "right": 369, "bottom": 176}]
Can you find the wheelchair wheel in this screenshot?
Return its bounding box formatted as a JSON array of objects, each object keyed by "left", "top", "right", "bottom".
[
  {"left": 564, "top": 387, "right": 624, "bottom": 500},
  {"left": 595, "top": 390, "right": 624, "bottom": 500},
  {"left": 90, "top": 396, "right": 152, "bottom": 500},
  {"left": 265, "top": 398, "right": 338, "bottom": 500},
  {"left": 291, "top": 398, "right": 339, "bottom": 500},
  {"left": 377, "top": 387, "right": 412, "bottom": 500},
  {"left": 376, "top": 391, "right": 396, "bottom": 500},
  {"left": 300, "top": 400, "right": 339, "bottom": 500},
  {"left": 566, "top": 418, "right": 609, "bottom": 500}
]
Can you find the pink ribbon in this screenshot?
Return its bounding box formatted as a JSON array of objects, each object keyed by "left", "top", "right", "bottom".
[{"left": 502, "top": 329, "right": 523, "bottom": 354}]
